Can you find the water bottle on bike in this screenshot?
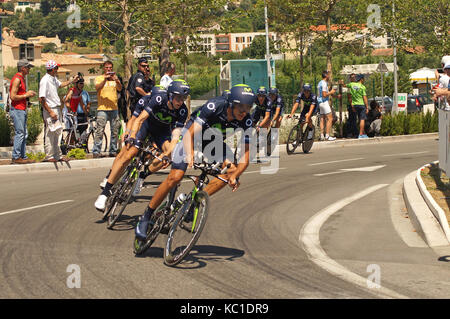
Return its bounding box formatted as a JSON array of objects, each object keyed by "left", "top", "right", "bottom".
[{"left": 170, "top": 193, "right": 186, "bottom": 213}]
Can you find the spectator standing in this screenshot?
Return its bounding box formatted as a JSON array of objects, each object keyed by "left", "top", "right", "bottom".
[
  {"left": 9, "top": 59, "right": 36, "bottom": 164},
  {"left": 160, "top": 62, "right": 176, "bottom": 89},
  {"left": 346, "top": 73, "right": 358, "bottom": 138},
  {"left": 64, "top": 77, "right": 90, "bottom": 144},
  {"left": 126, "top": 57, "right": 154, "bottom": 117},
  {"left": 348, "top": 74, "right": 369, "bottom": 139},
  {"left": 317, "top": 70, "right": 337, "bottom": 141},
  {"left": 93, "top": 60, "right": 123, "bottom": 158},
  {"left": 437, "top": 62, "right": 450, "bottom": 109},
  {"left": 39, "top": 60, "right": 79, "bottom": 162}
]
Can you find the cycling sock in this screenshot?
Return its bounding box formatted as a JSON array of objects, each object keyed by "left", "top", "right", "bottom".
[
  {"left": 143, "top": 206, "right": 154, "bottom": 220},
  {"left": 102, "top": 182, "right": 113, "bottom": 196}
]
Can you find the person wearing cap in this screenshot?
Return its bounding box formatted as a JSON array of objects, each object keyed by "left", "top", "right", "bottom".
[
  {"left": 348, "top": 74, "right": 369, "bottom": 139},
  {"left": 39, "top": 59, "right": 80, "bottom": 162},
  {"left": 93, "top": 60, "right": 123, "bottom": 158},
  {"left": 126, "top": 57, "right": 154, "bottom": 118},
  {"left": 64, "top": 75, "right": 90, "bottom": 144},
  {"left": 9, "top": 59, "right": 37, "bottom": 164}
]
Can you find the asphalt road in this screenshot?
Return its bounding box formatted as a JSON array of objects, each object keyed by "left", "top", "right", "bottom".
[{"left": 1, "top": 136, "right": 449, "bottom": 299}]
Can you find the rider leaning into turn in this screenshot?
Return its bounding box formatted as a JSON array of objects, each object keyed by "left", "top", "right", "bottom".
[
  {"left": 134, "top": 84, "right": 256, "bottom": 240},
  {"left": 252, "top": 86, "right": 272, "bottom": 131},
  {"left": 94, "top": 80, "right": 190, "bottom": 212},
  {"left": 288, "top": 83, "right": 318, "bottom": 140},
  {"left": 267, "top": 87, "right": 284, "bottom": 129}
]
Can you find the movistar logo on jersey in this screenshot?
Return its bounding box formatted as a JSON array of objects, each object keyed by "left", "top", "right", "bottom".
[{"left": 155, "top": 112, "right": 173, "bottom": 123}]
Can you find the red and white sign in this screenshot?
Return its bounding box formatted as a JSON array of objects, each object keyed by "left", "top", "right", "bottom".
[{"left": 397, "top": 93, "right": 407, "bottom": 112}]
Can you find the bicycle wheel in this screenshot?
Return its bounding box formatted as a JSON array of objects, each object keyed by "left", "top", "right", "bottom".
[
  {"left": 107, "top": 165, "right": 139, "bottom": 229},
  {"left": 86, "top": 131, "right": 108, "bottom": 154},
  {"left": 60, "top": 130, "right": 76, "bottom": 155},
  {"left": 164, "top": 190, "right": 209, "bottom": 267},
  {"left": 302, "top": 125, "right": 315, "bottom": 154},
  {"left": 286, "top": 125, "right": 301, "bottom": 155}
]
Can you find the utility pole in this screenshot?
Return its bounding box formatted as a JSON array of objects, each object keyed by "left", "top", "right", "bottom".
[
  {"left": 264, "top": 0, "right": 271, "bottom": 88},
  {"left": 98, "top": 12, "right": 103, "bottom": 54},
  {"left": 392, "top": 0, "right": 398, "bottom": 113}
]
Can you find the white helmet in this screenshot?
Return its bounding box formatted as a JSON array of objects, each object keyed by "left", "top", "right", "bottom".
[{"left": 441, "top": 56, "right": 450, "bottom": 66}]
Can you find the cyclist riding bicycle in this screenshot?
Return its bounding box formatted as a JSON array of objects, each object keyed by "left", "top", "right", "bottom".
[
  {"left": 267, "top": 87, "right": 284, "bottom": 128},
  {"left": 99, "top": 85, "right": 167, "bottom": 189},
  {"left": 94, "top": 80, "right": 190, "bottom": 212},
  {"left": 134, "top": 84, "right": 256, "bottom": 240},
  {"left": 287, "top": 84, "right": 318, "bottom": 140},
  {"left": 252, "top": 86, "right": 272, "bottom": 131}
]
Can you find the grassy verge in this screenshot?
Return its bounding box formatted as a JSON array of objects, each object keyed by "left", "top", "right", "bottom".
[{"left": 420, "top": 163, "right": 450, "bottom": 227}]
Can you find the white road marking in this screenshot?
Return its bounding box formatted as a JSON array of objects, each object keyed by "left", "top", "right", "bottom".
[
  {"left": 382, "top": 151, "right": 429, "bottom": 157},
  {"left": 0, "top": 200, "right": 75, "bottom": 217},
  {"left": 300, "top": 184, "right": 409, "bottom": 299},
  {"left": 314, "top": 165, "right": 386, "bottom": 177},
  {"left": 309, "top": 158, "right": 365, "bottom": 166}
]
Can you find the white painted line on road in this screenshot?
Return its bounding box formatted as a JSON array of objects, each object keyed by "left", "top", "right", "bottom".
[
  {"left": 313, "top": 171, "right": 347, "bottom": 177},
  {"left": 382, "top": 151, "right": 429, "bottom": 157},
  {"left": 300, "top": 184, "right": 409, "bottom": 299},
  {"left": 0, "top": 200, "right": 74, "bottom": 217},
  {"left": 309, "top": 158, "right": 365, "bottom": 166},
  {"left": 314, "top": 165, "right": 386, "bottom": 177},
  {"left": 244, "top": 167, "right": 287, "bottom": 174}
]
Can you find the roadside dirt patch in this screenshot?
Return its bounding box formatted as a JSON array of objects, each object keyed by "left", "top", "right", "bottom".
[{"left": 420, "top": 163, "right": 450, "bottom": 227}]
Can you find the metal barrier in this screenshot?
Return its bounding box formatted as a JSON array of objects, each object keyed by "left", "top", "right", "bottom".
[{"left": 438, "top": 100, "right": 450, "bottom": 175}]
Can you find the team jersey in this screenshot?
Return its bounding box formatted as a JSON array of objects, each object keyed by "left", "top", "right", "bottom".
[
  {"left": 133, "top": 88, "right": 168, "bottom": 118},
  {"left": 252, "top": 96, "right": 271, "bottom": 123},
  {"left": 317, "top": 80, "right": 329, "bottom": 103},
  {"left": 190, "top": 96, "right": 253, "bottom": 144},
  {"left": 349, "top": 82, "right": 367, "bottom": 106},
  {"left": 139, "top": 94, "right": 188, "bottom": 130},
  {"left": 267, "top": 94, "right": 284, "bottom": 116},
  {"left": 295, "top": 92, "right": 318, "bottom": 114}
]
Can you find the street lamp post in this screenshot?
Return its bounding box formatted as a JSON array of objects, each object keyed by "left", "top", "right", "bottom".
[
  {"left": 392, "top": 0, "right": 398, "bottom": 113},
  {"left": 264, "top": 0, "right": 271, "bottom": 88}
]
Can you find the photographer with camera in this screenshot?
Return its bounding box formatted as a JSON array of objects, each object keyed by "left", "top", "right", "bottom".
[{"left": 93, "top": 60, "right": 123, "bottom": 158}]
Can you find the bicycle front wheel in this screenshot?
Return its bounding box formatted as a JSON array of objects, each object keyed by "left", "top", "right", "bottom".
[
  {"left": 286, "top": 125, "right": 301, "bottom": 155},
  {"left": 60, "top": 129, "right": 76, "bottom": 155},
  {"left": 164, "top": 191, "right": 209, "bottom": 267},
  {"left": 107, "top": 165, "right": 139, "bottom": 229},
  {"left": 86, "top": 131, "right": 108, "bottom": 154}
]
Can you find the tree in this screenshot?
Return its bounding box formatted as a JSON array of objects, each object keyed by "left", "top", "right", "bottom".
[{"left": 241, "top": 35, "right": 278, "bottom": 59}]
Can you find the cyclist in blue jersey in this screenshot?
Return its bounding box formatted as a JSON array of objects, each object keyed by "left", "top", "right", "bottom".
[
  {"left": 287, "top": 84, "right": 317, "bottom": 139},
  {"left": 135, "top": 84, "right": 255, "bottom": 240},
  {"left": 252, "top": 86, "right": 272, "bottom": 131},
  {"left": 267, "top": 87, "right": 284, "bottom": 128},
  {"left": 95, "top": 80, "right": 190, "bottom": 211}
]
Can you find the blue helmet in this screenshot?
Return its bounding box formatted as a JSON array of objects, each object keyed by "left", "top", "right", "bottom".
[
  {"left": 257, "top": 86, "right": 268, "bottom": 95},
  {"left": 269, "top": 87, "right": 278, "bottom": 95},
  {"left": 167, "top": 79, "right": 190, "bottom": 101},
  {"left": 229, "top": 84, "right": 255, "bottom": 109},
  {"left": 151, "top": 85, "right": 167, "bottom": 96},
  {"left": 222, "top": 89, "right": 231, "bottom": 98},
  {"left": 302, "top": 84, "right": 312, "bottom": 91}
]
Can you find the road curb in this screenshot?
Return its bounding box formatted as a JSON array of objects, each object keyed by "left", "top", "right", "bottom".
[
  {"left": 416, "top": 161, "right": 450, "bottom": 242},
  {"left": 0, "top": 157, "right": 114, "bottom": 175},
  {"left": 403, "top": 170, "right": 449, "bottom": 247}
]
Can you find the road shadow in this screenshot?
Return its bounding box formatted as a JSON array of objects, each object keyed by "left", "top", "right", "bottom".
[
  {"left": 135, "top": 244, "right": 245, "bottom": 269},
  {"left": 106, "top": 214, "right": 140, "bottom": 231}
]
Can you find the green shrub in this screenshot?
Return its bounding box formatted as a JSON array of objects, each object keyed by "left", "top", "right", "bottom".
[
  {"left": 26, "top": 151, "right": 45, "bottom": 162},
  {"left": 26, "top": 106, "right": 43, "bottom": 144},
  {"left": 431, "top": 111, "right": 439, "bottom": 132},
  {"left": 406, "top": 113, "right": 423, "bottom": 135},
  {"left": 422, "top": 111, "right": 433, "bottom": 133},
  {"left": 0, "top": 109, "right": 13, "bottom": 146},
  {"left": 67, "top": 148, "right": 86, "bottom": 160},
  {"left": 380, "top": 113, "right": 392, "bottom": 136}
]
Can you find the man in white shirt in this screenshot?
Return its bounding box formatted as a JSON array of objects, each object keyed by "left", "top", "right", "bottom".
[
  {"left": 437, "top": 62, "right": 450, "bottom": 109},
  {"left": 39, "top": 60, "right": 79, "bottom": 162},
  {"left": 317, "top": 70, "right": 337, "bottom": 141},
  {"left": 159, "top": 62, "right": 175, "bottom": 89}
]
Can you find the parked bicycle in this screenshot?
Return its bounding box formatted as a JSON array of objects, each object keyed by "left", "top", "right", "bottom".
[
  {"left": 286, "top": 114, "right": 317, "bottom": 154},
  {"left": 60, "top": 113, "right": 107, "bottom": 155},
  {"left": 102, "top": 142, "right": 168, "bottom": 229},
  {"left": 133, "top": 159, "right": 231, "bottom": 267}
]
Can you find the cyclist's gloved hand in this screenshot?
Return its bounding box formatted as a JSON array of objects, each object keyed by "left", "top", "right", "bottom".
[{"left": 124, "top": 137, "right": 136, "bottom": 149}]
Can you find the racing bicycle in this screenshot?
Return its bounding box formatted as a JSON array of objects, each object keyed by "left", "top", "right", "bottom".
[{"left": 286, "top": 114, "right": 317, "bottom": 154}]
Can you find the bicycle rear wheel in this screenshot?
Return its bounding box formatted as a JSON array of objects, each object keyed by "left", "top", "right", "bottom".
[
  {"left": 286, "top": 125, "right": 301, "bottom": 155},
  {"left": 107, "top": 165, "right": 139, "bottom": 229},
  {"left": 60, "top": 129, "right": 76, "bottom": 155},
  {"left": 164, "top": 190, "right": 209, "bottom": 267},
  {"left": 302, "top": 125, "right": 315, "bottom": 154},
  {"left": 86, "top": 131, "right": 108, "bottom": 154}
]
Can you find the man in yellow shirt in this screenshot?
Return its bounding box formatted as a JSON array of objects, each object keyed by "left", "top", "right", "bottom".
[{"left": 93, "top": 60, "right": 123, "bottom": 157}]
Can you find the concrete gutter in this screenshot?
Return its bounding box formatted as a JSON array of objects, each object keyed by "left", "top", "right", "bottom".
[{"left": 403, "top": 169, "right": 449, "bottom": 247}]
